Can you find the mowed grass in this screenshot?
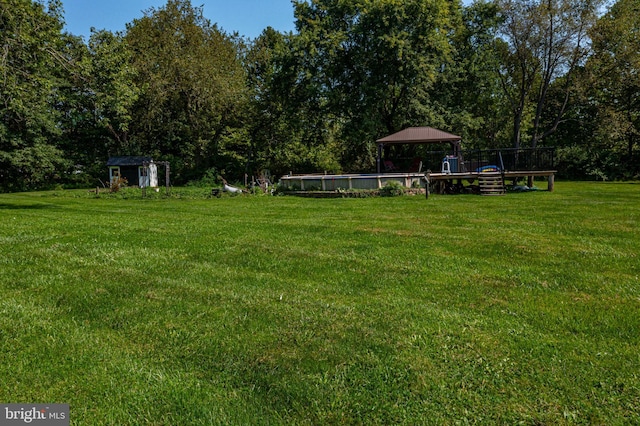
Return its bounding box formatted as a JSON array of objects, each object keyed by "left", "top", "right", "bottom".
[{"left": 0, "top": 182, "right": 639, "bottom": 424}]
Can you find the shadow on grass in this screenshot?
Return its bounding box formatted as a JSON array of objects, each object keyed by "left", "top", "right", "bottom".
[{"left": 0, "top": 203, "right": 59, "bottom": 210}]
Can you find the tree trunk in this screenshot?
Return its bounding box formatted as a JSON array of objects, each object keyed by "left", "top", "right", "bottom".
[{"left": 513, "top": 107, "right": 523, "bottom": 150}]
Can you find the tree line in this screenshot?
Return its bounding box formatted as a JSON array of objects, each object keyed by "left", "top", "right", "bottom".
[{"left": 1, "top": 0, "right": 638, "bottom": 191}]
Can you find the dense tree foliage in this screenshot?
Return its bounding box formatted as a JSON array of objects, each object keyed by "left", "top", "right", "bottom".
[
  {"left": 496, "top": 0, "right": 601, "bottom": 149},
  {"left": 125, "top": 0, "right": 247, "bottom": 182},
  {"left": 0, "top": 0, "right": 70, "bottom": 190},
  {"left": 586, "top": 0, "right": 639, "bottom": 178},
  {"left": 54, "top": 30, "right": 139, "bottom": 180},
  {"left": 444, "top": 0, "right": 507, "bottom": 149},
  {"left": 290, "top": 0, "right": 461, "bottom": 170},
  {"left": 0, "top": 0, "right": 638, "bottom": 191},
  {"left": 244, "top": 27, "right": 343, "bottom": 177}
]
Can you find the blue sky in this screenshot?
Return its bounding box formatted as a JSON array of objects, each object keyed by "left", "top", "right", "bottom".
[{"left": 62, "top": 0, "right": 297, "bottom": 40}]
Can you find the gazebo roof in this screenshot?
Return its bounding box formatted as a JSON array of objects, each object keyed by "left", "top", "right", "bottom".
[{"left": 376, "top": 127, "right": 461, "bottom": 145}]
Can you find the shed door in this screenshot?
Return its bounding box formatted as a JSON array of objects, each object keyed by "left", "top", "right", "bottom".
[
  {"left": 138, "top": 166, "right": 149, "bottom": 188},
  {"left": 149, "top": 164, "right": 158, "bottom": 187},
  {"left": 109, "top": 167, "right": 121, "bottom": 183}
]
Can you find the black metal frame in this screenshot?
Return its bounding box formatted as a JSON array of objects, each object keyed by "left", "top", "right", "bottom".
[{"left": 418, "top": 147, "right": 556, "bottom": 173}]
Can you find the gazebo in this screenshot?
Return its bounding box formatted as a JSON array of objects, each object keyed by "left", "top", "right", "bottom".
[{"left": 376, "top": 127, "right": 462, "bottom": 173}]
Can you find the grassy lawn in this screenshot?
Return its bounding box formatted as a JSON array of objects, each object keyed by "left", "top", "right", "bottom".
[{"left": 1, "top": 182, "right": 639, "bottom": 424}]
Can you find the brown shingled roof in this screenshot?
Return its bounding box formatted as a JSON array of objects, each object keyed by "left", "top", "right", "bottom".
[{"left": 376, "top": 127, "right": 461, "bottom": 144}]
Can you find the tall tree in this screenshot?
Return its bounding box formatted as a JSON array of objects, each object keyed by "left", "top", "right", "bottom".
[
  {"left": 56, "top": 29, "right": 140, "bottom": 179},
  {"left": 587, "top": 0, "right": 639, "bottom": 176},
  {"left": 291, "top": 0, "right": 460, "bottom": 170},
  {"left": 446, "top": 0, "right": 510, "bottom": 149},
  {"left": 125, "top": 0, "right": 246, "bottom": 181},
  {"left": 87, "top": 30, "right": 139, "bottom": 155},
  {"left": 496, "top": 0, "right": 600, "bottom": 149},
  {"left": 244, "top": 27, "right": 344, "bottom": 176},
  {"left": 0, "top": 0, "right": 70, "bottom": 191}
]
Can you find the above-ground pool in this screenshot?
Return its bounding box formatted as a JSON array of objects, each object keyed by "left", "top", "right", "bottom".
[{"left": 279, "top": 173, "right": 426, "bottom": 191}]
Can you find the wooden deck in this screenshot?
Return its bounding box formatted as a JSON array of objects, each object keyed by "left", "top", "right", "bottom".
[{"left": 425, "top": 170, "right": 556, "bottom": 196}]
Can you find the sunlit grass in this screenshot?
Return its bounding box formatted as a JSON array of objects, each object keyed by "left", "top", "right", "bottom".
[{"left": 1, "top": 182, "right": 639, "bottom": 424}]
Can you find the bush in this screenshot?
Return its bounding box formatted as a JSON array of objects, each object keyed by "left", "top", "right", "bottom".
[
  {"left": 186, "top": 168, "right": 222, "bottom": 187},
  {"left": 380, "top": 181, "right": 405, "bottom": 197},
  {"left": 109, "top": 177, "right": 128, "bottom": 193},
  {"left": 274, "top": 183, "right": 301, "bottom": 194}
]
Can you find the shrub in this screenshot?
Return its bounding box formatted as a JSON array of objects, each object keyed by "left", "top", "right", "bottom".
[
  {"left": 186, "top": 168, "right": 222, "bottom": 187},
  {"left": 380, "top": 181, "right": 405, "bottom": 197},
  {"left": 109, "top": 177, "right": 128, "bottom": 193}
]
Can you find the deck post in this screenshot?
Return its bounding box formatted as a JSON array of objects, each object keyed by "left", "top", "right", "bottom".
[
  {"left": 165, "top": 162, "right": 171, "bottom": 195},
  {"left": 424, "top": 172, "right": 431, "bottom": 199}
]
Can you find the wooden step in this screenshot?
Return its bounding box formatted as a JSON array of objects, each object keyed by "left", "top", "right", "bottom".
[{"left": 478, "top": 174, "right": 505, "bottom": 196}]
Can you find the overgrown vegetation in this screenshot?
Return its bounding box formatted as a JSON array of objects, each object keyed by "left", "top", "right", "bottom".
[
  {"left": 1, "top": 0, "right": 639, "bottom": 192},
  {"left": 1, "top": 182, "right": 638, "bottom": 424}
]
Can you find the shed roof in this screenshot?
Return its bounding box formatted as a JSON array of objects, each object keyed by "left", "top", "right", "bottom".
[
  {"left": 106, "top": 156, "right": 153, "bottom": 166},
  {"left": 376, "top": 127, "right": 461, "bottom": 145}
]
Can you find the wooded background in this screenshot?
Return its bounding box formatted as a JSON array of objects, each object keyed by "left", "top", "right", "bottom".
[{"left": 1, "top": 0, "right": 638, "bottom": 191}]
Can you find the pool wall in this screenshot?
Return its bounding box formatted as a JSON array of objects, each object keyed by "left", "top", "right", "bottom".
[{"left": 279, "top": 173, "right": 425, "bottom": 191}]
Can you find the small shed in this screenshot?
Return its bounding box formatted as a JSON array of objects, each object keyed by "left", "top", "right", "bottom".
[{"left": 106, "top": 156, "right": 158, "bottom": 188}]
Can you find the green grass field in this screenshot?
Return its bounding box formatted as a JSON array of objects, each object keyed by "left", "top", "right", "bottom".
[{"left": 1, "top": 182, "right": 639, "bottom": 424}]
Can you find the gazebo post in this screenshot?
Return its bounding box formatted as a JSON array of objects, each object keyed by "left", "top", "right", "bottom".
[{"left": 376, "top": 143, "right": 383, "bottom": 173}]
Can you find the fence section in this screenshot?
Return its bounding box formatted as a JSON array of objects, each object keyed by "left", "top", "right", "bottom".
[{"left": 420, "top": 147, "right": 556, "bottom": 173}]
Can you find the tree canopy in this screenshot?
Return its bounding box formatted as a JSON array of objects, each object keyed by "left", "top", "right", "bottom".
[
  {"left": 0, "top": 0, "right": 638, "bottom": 191},
  {"left": 586, "top": 0, "right": 639, "bottom": 177},
  {"left": 0, "top": 0, "right": 70, "bottom": 191}
]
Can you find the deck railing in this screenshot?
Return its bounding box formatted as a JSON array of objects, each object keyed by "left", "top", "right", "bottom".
[{"left": 418, "top": 147, "right": 556, "bottom": 173}]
